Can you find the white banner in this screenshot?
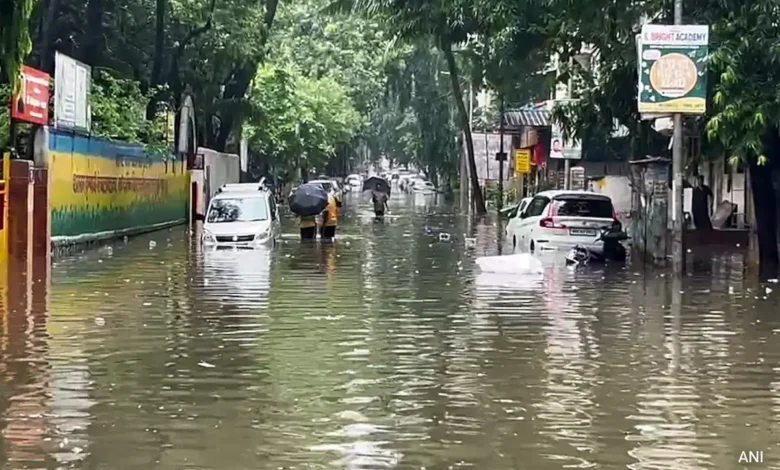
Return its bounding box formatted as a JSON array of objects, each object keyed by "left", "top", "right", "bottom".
[
  {"left": 54, "top": 52, "right": 91, "bottom": 132},
  {"left": 546, "top": 100, "right": 582, "bottom": 159}
]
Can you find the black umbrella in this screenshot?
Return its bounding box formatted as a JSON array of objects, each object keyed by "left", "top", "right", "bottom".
[
  {"left": 362, "top": 176, "right": 391, "bottom": 195},
  {"left": 289, "top": 183, "right": 329, "bottom": 217}
]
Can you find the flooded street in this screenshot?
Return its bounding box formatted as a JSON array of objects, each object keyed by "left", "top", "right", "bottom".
[{"left": 2, "top": 193, "right": 779, "bottom": 469}]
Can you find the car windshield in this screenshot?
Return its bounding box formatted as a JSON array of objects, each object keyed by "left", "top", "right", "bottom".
[
  {"left": 553, "top": 198, "right": 613, "bottom": 218},
  {"left": 207, "top": 197, "right": 268, "bottom": 223},
  {"left": 317, "top": 182, "right": 334, "bottom": 193}
]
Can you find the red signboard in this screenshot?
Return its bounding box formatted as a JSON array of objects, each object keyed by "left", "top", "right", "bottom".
[{"left": 10, "top": 66, "right": 50, "bottom": 126}]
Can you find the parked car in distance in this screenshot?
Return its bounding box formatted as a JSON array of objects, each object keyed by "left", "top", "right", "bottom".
[
  {"left": 412, "top": 180, "right": 436, "bottom": 194},
  {"left": 345, "top": 174, "right": 362, "bottom": 191},
  {"left": 203, "top": 183, "right": 280, "bottom": 247},
  {"left": 308, "top": 179, "right": 338, "bottom": 195},
  {"left": 507, "top": 190, "right": 619, "bottom": 254}
]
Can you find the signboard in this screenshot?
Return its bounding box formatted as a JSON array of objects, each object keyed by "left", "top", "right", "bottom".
[
  {"left": 570, "top": 166, "right": 586, "bottom": 190},
  {"left": 515, "top": 149, "right": 531, "bottom": 174},
  {"left": 54, "top": 52, "right": 91, "bottom": 132},
  {"left": 11, "top": 66, "right": 50, "bottom": 126},
  {"left": 638, "top": 25, "right": 709, "bottom": 115},
  {"left": 549, "top": 121, "right": 582, "bottom": 160}
]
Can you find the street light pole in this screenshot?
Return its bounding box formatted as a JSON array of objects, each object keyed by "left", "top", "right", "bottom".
[
  {"left": 498, "top": 93, "right": 505, "bottom": 211},
  {"left": 671, "top": 0, "right": 685, "bottom": 275}
]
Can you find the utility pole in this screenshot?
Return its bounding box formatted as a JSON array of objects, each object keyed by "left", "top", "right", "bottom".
[
  {"left": 498, "top": 93, "right": 505, "bottom": 211},
  {"left": 671, "top": 0, "right": 685, "bottom": 275},
  {"left": 563, "top": 56, "right": 574, "bottom": 190},
  {"left": 461, "top": 81, "right": 474, "bottom": 211}
]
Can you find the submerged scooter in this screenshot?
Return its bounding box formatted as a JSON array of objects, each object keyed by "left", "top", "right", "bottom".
[{"left": 565, "top": 225, "right": 629, "bottom": 266}]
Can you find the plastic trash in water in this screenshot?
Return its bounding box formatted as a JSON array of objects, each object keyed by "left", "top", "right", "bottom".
[
  {"left": 438, "top": 233, "right": 451, "bottom": 242},
  {"left": 424, "top": 226, "right": 445, "bottom": 235},
  {"left": 464, "top": 237, "right": 477, "bottom": 248},
  {"left": 475, "top": 253, "right": 543, "bottom": 274}
]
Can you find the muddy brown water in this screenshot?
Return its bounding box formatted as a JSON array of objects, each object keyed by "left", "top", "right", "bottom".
[{"left": 1, "top": 192, "right": 778, "bottom": 469}]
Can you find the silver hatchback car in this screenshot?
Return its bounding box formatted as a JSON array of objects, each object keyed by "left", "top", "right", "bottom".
[{"left": 202, "top": 183, "right": 280, "bottom": 247}]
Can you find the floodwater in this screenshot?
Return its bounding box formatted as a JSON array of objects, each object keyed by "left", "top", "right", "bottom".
[{"left": 1, "top": 191, "right": 779, "bottom": 469}]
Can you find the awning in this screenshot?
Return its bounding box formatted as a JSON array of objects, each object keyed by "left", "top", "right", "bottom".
[{"left": 503, "top": 109, "right": 551, "bottom": 128}]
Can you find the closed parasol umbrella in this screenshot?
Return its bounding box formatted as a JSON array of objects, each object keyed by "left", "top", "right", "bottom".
[
  {"left": 289, "top": 183, "right": 329, "bottom": 217},
  {"left": 362, "top": 176, "right": 391, "bottom": 195}
]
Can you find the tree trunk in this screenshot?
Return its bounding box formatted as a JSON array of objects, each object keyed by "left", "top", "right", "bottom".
[
  {"left": 146, "top": 0, "right": 167, "bottom": 120},
  {"left": 36, "top": 0, "right": 60, "bottom": 73},
  {"left": 213, "top": 0, "right": 280, "bottom": 151},
  {"left": 440, "top": 39, "right": 487, "bottom": 215},
  {"left": 83, "top": 0, "right": 104, "bottom": 64},
  {"left": 748, "top": 158, "right": 779, "bottom": 279}
]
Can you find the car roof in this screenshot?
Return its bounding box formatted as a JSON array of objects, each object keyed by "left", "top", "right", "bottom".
[
  {"left": 219, "top": 183, "right": 268, "bottom": 193},
  {"left": 535, "top": 190, "right": 612, "bottom": 200},
  {"left": 308, "top": 179, "right": 333, "bottom": 184},
  {"left": 213, "top": 191, "right": 269, "bottom": 200}
]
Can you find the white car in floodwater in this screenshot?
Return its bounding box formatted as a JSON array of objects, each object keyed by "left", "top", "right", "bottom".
[
  {"left": 202, "top": 182, "right": 280, "bottom": 247},
  {"left": 346, "top": 174, "right": 362, "bottom": 191},
  {"left": 507, "top": 190, "right": 619, "bottom": 254}
]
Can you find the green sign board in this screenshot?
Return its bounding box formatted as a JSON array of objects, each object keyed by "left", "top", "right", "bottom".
[{"left": 638, "top": 24, "right": 709, "bottom": 115}]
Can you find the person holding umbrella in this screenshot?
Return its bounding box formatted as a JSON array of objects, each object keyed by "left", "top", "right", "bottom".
[
  {"left": 289, "top": 183, "right": 329, "bottom": 241},
  {"left": 300, "top": 215, "right": 318, "bottom": 240},
  {"left": 320, "top": 193, "right": 340, "bottom": 240},
  {"left": 371, "top": 190, "right": 389, "bottom": 218},
  {"left": 362, "top": 176, "right": 391, "bottom": 218}
]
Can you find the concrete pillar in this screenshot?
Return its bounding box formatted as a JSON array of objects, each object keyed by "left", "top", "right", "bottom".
[
  {"left": 7, "top": 159, "right": 33, "bottom": 317},
  {"left": 31, "top": 168, "right": 50, "bottom": 290},
  {"left": 630, "top": 158, "right": 671, "bottom": 266},
  {"left": 8, "top": 160, "right": 33, "bottom": 279}
]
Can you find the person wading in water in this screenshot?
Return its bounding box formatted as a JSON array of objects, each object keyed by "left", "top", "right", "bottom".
[
  {"left": 320, "top": 194, "right": 340, "bottom": 240},
  {"left": 372, "top": 191, "right": 389, "bottom": 218}
]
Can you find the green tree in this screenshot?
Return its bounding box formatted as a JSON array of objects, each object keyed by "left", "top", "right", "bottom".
[
  {"left": 699, "top": 0, "right": 780, "bottom": 275},
  {"left": 533, "top": 0, "right": 780, "bottom": 275},
  {"left": 89, "top": 70, "right": 169, "bottom": 154},
  {"left": 382, "top": 43, "right": 461, "bottom": 187},
  {"left": 28, "top": 0, "right": 278, "bottom": 152},
  {"left": 335, "top": 0, "right": 490, "bottom": 213},
  {"left": 0, "top": 0, "right": 37, "bottom": 90},
  {"left": 244, "top": 64, "right": 363, "bottom": 182}
]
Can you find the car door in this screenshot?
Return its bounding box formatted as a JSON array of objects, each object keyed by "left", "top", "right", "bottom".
[
  {"left": 517, "top": 196, "right": 549, "bottom": 250},
  {"left": 505, "top": 198, "right": 528, "bottom": 239},
  {"left": 268, "top": 195, "right": 280, "bottom": 241}
]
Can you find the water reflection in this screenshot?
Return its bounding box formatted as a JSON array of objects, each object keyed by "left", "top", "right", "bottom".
[
  {"left": 198, "top": 246, "right": 272, "bottom": 310},
  {"left": 1, "top": 198, "right": 780, "bottom": 469}
]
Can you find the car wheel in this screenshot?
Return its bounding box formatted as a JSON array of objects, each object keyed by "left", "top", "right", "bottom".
[{"left": 530, "top": 241, "right": 535, "bottom": 253}]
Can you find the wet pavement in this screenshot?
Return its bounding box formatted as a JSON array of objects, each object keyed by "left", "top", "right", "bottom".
[{"left": 1, "top": 191, "right": 779, "bottom": 469}]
